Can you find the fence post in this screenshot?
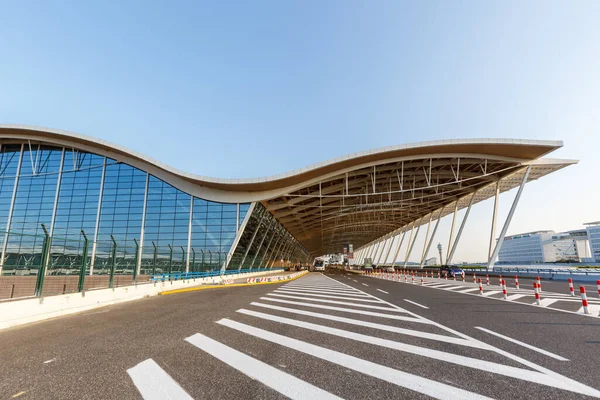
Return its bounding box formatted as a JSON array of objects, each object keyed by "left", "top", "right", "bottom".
[
  {"left": 109, "top": 235, "right": 117, "bottom": 289},
  {"left": 191, "top": 248, "right": 196, "bottom": 273},
  {"left": 34, "top": 224, "right": 51, "bottom": 298},
  {"left": 180, "top": 246, "right": 185, "bottom": 278},
  {"left": 78, "top": 230, "right": 89, "bottom": 293},
  {"left": 152, "top": 241, "right": 157, "bottom": 275},
  {"left": 133, "top": 238, "right": 139, "bottom": 285},
  {"left": 200, "top": 249, "right": 205, "bottom": 271},
  {"left": 167, "top": 244, "right": 173, "bottom": 276}
]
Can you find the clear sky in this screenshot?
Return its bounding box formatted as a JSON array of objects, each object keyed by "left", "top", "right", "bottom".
[{"left": 1, "top": 1, "right": 599, "bottom": 262}]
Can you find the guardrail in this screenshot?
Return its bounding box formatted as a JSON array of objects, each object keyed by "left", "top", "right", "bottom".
[{"left": 150, "top": 268, "right": 283, "bottom": 282}]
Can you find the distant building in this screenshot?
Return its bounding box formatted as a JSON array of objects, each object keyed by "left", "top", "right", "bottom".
[
  {"left": 585, "top": 222, "right": 600, "bottom": 262},
  {"left": 498, "top": 229, "right": 590, "bottom": 264},
  {"left": 424, "top": 257, "right": 438, "bottom": 266}
]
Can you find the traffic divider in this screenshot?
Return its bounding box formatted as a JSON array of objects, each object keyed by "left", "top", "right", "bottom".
[{"left": 580, "top": 287, "right": 589, "bottom": 315}]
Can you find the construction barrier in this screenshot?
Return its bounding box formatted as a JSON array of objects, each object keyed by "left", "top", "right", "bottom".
[
  {"left": 568, "top": 278, "right": 575, "bottom": 297},
  {"left": 478, "top": 278, "right": 483, "bottom": 295},
  {"left": 534, "top": 282, "right": 541, "bottom": 306},
  {"left": 580, "top": 286, "right": 589, "bottom": 315}
]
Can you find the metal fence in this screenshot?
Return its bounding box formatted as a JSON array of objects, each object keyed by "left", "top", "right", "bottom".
[{"left": 0, "top": 225, "right": 280, "bottom": 301}]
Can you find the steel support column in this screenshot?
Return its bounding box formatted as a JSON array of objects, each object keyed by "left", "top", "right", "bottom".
[
  {"left": 446, "top": 201, "right": 459, "bottom": 263},
  {"left": 447, "top": 191, "right": 477, "bottom": 265},
  {"left": 238, "top": 209, "right": 266, "bottom": 270},
  {"left": 403, "top": 221, "right": 422, "bottom": 268},
  {"left": 488, "top": 167, "right": 531, "bottom": 270},
  {"left": 419, "top": 214, "right": 434, "bottom": 266},
  {"left": 488, "top": 181, "right": 500, "bottom": 260},
  {"left": 420, "top": 210, "right": 443, "bottom": 268},
  {"left": 391, "top": 227, "right": 409, "bottom": 268}
]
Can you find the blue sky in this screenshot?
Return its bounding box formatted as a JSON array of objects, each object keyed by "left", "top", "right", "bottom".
[{"left": 1, "top": 1, "right": 599, "bottom": 261}]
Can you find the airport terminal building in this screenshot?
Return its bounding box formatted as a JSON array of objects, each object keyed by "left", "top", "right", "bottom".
[{"left": 0, "top": 125, "right": 576, "bottom": 298}]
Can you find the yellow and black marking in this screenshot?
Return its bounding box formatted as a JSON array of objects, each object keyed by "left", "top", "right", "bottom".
[{"left": 160, "top": 272, "right": 308, "bottom": 296}]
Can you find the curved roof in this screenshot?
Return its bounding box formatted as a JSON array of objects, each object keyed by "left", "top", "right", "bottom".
[{"left": 0, "top": 125, "right": 576, "bottom": 255}]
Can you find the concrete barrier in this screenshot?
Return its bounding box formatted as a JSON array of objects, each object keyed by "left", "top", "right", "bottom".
[{"left": 0, "top": 270, "right": 278, "bottom": 331}]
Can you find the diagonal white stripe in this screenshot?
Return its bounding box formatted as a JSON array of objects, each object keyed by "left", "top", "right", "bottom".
[
  {"left": 127, "top": 359, "right": 192, "bottom": 400},
  {"left": 260, "top": 297, "right": 425, "bottom": 323},
  {"left": 233, "top": 309, "right": 600, "bottom": 396},
  {"left": 474, "top": 327, "right": 569, "bottom": 361},
  {"left": 273, "top": 290, "right": 382, "bottom": 303},
  {"left": 277, "top": 288, "right": 370, "bottom": 297},
  {"left": 266, "top": 293, "right": 404, "bottom": 312},
  {"left": 248, "top": 303, "right": 476, "bottom": 347},
  {"left": 185, "top": 333, "right": 342, "bottom": 400},
  {"left": 217, "top": 318, "right": 492, "bottom": 400}
]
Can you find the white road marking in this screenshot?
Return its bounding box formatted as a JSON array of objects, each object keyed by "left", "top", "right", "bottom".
[
  {"left": 127, "top": 359, "right": 192, "bottom": 400},
  {"left": 323, "top": 275, "right": 600, "bottom": 397},
  {"left": 426, "top": 284, "right": 455, "bottom": 289},
  {"left": 403, "top": 299, "right": 429, "bottom": 309},
  {"left": 482, "top": 291, "right": 501, "bottom": 297},
  {"left": 538, "top": 298, "right": 558, "bottom": 307},
  {"left": 247, "top": 304, "right": 477, "bottom": 347},
  {"left": 577, "top": 304, "right": 600, "bottom": 315},
  {"left": 442, "top": 286, "right": 466, "bottom": 291},
  {"left": 505, "top": 294, "right": 526, "bottom": 301},
  {"left": 260, "top": 297, "right": 425, "bottom": 323},
  {"left": 273, "top": 290, "right": 383, "bottom": 303},
  {"left": 284, "top": 284, "right": 358, "bottom": 291},
  {"left": 458, "top": 288, "right": 480, "bottom": 293},
  {"left": 217, "top": 319, "right": 492, "bottom": 400},
  {"left": 277, "top": 288, "right": 369, "bottom": 297},
  {"left": 283, "top": 286, "right": 361, "bottom": 293},
  {"left": 266, "top": 294, "right": 404, "bottom": 312},
  {"left": 352, "top": 279, "right": 358, "bottom": 282},
  {"left": 233, "top": 310, "right": 600, "bottom": 395},
  {"left": 185, "top": 333, "right": 342, "bottom": 400},
  {"left": 362, "top": 283, "right": 369, "bottom": 287},
  {"left": 474, "top": 327, "right": 569, "bottom": 361},
  {"left": 376, "top": 289, "right": 389, "bottom": 294},
  {"left": 43, "top": 358, "right": 56, "bottom": 364}
]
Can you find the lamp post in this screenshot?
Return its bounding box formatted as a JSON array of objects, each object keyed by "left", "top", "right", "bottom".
[{"left": 437, "top": 243, "right": 443, "bottom": 266}]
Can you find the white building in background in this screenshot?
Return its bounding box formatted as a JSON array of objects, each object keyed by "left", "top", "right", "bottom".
[
  {"left": 498, "top": 229, "right": 591, "bottom": 264},
  {"left": 424, "top": 257, "right": 438, "bottom": 266},
  {"left": 585, "top": 222, "right": 600, "bottom": 262}
]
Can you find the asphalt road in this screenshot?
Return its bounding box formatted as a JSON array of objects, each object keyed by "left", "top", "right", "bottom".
[{"left": 0, "top": 270, "right": 599, "bottom": 399}]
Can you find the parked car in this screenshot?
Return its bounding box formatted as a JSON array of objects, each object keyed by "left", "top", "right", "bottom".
[
  {"left": 440, "top": 266, "right": 464, "bottom": 278},
  {"left": 384, "top": 266, "right": 395, "bottom": 273}
]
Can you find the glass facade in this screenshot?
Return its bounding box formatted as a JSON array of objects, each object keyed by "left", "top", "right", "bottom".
[
  {"left": 228, "top": 203, "right": 306, "bottom": 270},
  {"left": 0, "top": 141, "right": 309, "bottom": 286}
]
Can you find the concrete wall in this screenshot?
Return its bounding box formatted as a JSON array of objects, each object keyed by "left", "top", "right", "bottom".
[{"left": 0, "top": 270, "right": 278, "bottom": 331}]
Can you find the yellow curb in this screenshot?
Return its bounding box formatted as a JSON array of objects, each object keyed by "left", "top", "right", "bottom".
[{"left": 160, "top": 272, "right": 309, "bottom": 296}]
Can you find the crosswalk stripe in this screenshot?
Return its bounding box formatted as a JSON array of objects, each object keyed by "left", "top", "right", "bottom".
[
  {"left": 426, "top": 284, "right": 455, "bottom": 288},
  {"left": 474, "top": 327, "right": 569, "bottom": 361},
  {"left": 505, "top": 294, "right": 527, "bottom": 301},
  {"left": 273, "top": 290, "right": 382, "bottom": 303},
  {"left": 442, "top": 286, "right": 467, "bottom": 291},
  {"left": 217, "top": 318, "right": 492, "bottom": 400},
  {"left": 482, "top": 291, "right": 501, "bottom": 297},
  {"left": 539, "top": 298, "right": 558, "bottom": 307},
  {"left": 577, "top": 304, "right": 600, "bottom": 315},
  {"left": 248, "top": 303, "right": 477, "bottom": 348},
  {"left": 185, "top": 333, "right": 342, "bottom": 400},
  {"left": 276, "top": 288, "right": 370, "bottom": 298},
  {"left": 284, "top": 283, "right": 358, "bottom": 291},
  {"left": 260, "top": 297, "right": 426, "bottom": 323},
  {"left": 266, "top": 293, "right": 406, "bottom": 312},
  {"left": 458, "top": 288, "right": 480, "bottom": 293},
  {"left": 282, "top": 286, "right": 362, "bottom": 294},
  {"left": 232, "top": 309, "right": 599, "bottom": 395},
  {"left": 127, "top": 359, "right": 193, "bottom": 400}
]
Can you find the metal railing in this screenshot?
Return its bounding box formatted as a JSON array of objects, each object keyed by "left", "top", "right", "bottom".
[{"left": 149, "top": 268, "right": 283, "bottom": 282}]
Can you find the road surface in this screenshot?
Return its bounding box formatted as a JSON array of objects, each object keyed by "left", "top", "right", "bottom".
[{"left": 0, "top": 270, "right": 599, "bottom": 399}]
